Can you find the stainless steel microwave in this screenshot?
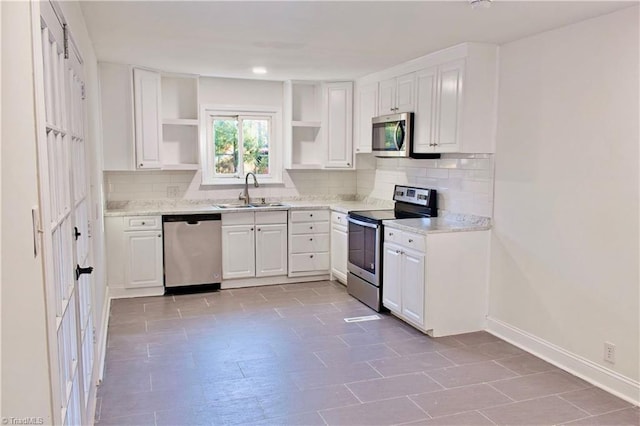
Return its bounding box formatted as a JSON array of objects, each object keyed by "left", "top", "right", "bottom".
[{"left": 372, "top": 112, "right": 413, "bottom": 158}]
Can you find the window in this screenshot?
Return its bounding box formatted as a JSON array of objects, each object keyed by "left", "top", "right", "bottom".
[{"left": 201, "top": 106, "right": 281, "bottom": 185}]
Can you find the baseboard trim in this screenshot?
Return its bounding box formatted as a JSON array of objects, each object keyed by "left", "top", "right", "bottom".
[
  {"left": 97, "top": 294, "right": 111, "bottom": 383},
  {"left": 486, "top": 317, "right": 640, "bottom": 405}
]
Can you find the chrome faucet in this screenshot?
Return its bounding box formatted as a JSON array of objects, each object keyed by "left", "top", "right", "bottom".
[{"left": 239, "top": 172, "right": 259, "bottom": 205}]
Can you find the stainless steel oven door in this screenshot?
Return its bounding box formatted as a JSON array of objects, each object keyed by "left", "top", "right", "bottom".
[{"left": 347, "top": 217, "right": 381, "bottom": 286}]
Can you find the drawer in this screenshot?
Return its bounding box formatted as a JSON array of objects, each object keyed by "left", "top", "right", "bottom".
[
  {"left": 255, "top": 210, "right": 287, "bottom": 225},
  {"left": 402, "top": 230, "right": 426, "bottom": 252},
  {"left": 290, "top": 209, "right": 330, "bottom": 223},
  {"left": 125, "top": 216, "right": 161, "bottom": 231},
  {"left": 290, "top": 234, "right": 330, "bottom": 253},
  {"left": 290, "top": 252, "right": 330, "bottom": 272},
  {"left": 331, "top": 211, "right": 348, "bottom": 226},
  {"left": 290, "top": 221, "right": 330, "bottom": 235},
  {"left": 222, "top": 212, "right": 254, "bottom": 225},
  {"left": 383, "top": 226, "right": 402, "bottom": 244}
]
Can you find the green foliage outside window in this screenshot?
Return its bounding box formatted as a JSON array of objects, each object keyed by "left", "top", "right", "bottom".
[{"left": 213, "top": 117, "right": 269, "bottom": 175}]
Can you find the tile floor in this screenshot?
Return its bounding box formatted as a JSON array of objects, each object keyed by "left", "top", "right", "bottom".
[{"left": 96, "top": 281, "right": 638, "bottom": 426}]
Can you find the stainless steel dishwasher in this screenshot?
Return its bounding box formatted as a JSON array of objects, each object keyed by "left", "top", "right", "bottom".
[{"left": 162, "top": 214, "right": 222, "bottom": 291}]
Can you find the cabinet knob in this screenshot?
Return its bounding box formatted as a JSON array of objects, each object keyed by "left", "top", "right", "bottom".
[
  {"left": 396, "top": 250, "right": 401, "bottom": 254},
  {"left": 309, "top": 226, "right": 313, "bottom": 230},
  {"left": 257, "top": 228, "right": 261, "bottom": 231},
  {"left": 347, "top": 163, "right": 351, "bottom": 166},
  {"left": 356, "top": 149, "right": 360, "bottom": 152},
  {"left": 309, "top": 238, "right": 313, "bottom": 241},
  {"left": 389, "top": 232, "right": 394, "bottom": 236},
  {"left": 141, "top": 221, "right": 146, "bottom": 225},
  {"left": 310, "top": 254, "right": 314, "bottom": 258},
  {"left": 250, "top": 227, "right": 254, "bottom": 231},
  {"left": 310, "top": 214, "right": 313, "bottom": 217},
  {"left": 139, "top": 163, "right": 143, "bottom": 167},
  {"left": 158, "top": 234, "right": 161, "bottom": 238},
  {"left": 408, "top": 239, "right": 413, "bottom": 243}
]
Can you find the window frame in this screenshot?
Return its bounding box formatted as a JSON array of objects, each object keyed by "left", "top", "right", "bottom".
[{"left": 200, "top": 104, "right": 282, "bottom": 185}]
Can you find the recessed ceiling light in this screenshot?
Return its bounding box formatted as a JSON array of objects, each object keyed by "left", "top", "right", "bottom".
[
  {"left": 252, "top": 66, "right": 267, "bottom": 75},
  {"left": 469, "top": 0, "right": 492, "bottom": 9}
]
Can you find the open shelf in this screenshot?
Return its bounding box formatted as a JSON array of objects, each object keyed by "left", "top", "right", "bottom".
[
  {"left": 162, "top": 123, "right": 199, "bottom": 168},
  {"left": 161, "top": 75, "right": 198, "bottom": 121}
]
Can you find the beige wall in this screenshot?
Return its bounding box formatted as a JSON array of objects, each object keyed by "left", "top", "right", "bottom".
[
  {"left": 489, "top": 5, "right": 639, "bottom": 398},
  {"left": 1, "top": 1, "right": 52, "bottom": 421}
]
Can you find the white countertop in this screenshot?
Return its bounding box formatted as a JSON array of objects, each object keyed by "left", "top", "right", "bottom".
[
  {"left": 383, "top": 215, "right": 491, "bottom": 235},
  {"left": 104, "top": 199, "right": 393, "bottom": 217}
]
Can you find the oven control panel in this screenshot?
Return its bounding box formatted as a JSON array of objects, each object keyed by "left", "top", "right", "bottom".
[{"left": 393, "top": 185, "right": 433, "bottom": 206}]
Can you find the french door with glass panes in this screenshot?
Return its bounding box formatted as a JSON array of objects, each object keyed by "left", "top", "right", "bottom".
[{"left": 35, "top": 2, "right": 95, "bottom": 424}]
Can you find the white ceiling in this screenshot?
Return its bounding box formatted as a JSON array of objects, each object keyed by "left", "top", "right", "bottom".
[{"left": 80, "top": 1, "right": 635, "bottom": 81}]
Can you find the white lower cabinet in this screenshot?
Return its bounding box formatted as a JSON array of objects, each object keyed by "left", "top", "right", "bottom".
[
  {"left": 222, "top": 224, "right": 256, "bottom": 279},
  {"left": 289, "top": 209, "right": 331, "bottom": 277},
  {"left": 125, "top": 230, "right": 164, "bottom": 288},
  {"left": 105, "top": 215, "right": 163, "bottom": 291},
  {"left": 255, "top": 224, "right": 287, "bottom": 277},
  {"left": 330, "top": 211, "right": 348, "bottom": 284},
  {"left": 222, "top": 211, "right": 287, "bottom": 280},
  {"left": 382, "top": 226, "right": 490, "bottom": 337}
]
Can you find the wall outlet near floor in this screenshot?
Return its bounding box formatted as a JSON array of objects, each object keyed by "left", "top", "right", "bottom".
[
  {"left": 167, "top": 186, "right": 180, "bottom": 198},
  {"left": 604, "top": 342, "right": 616, "bottom": 364}
]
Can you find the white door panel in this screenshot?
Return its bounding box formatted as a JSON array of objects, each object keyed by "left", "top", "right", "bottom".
[
  {"left": 222, "top": 225, "right": 256, "bottom": 279},
  {"left": 256, "top": 224, "right": 287, "bottom": 277}
]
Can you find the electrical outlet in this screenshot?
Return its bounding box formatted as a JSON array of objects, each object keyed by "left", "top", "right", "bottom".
[
  {"left": 604, "top": 342, "right": 616, "bottom": 364},
  {"left": 167, "top": 186, "right": 180, "bottom": 198}
]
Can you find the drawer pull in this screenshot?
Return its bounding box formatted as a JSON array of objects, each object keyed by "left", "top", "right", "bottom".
[
  {"left": 250, "top": 228, "right": 254, "bottom": 231},
  {"left": 309, "top": 238, "right": 313, "bottom": 241},
  {"left": 257, "top": 228, "right": 261, "bottom": 231},
  {"left": 141, "top": 221, "right": 146, "bottom": 225},
  {"left": 408, "top": 239, "right": 414, "bottom": 243},
  {"left": 310, "top": 254, "right": 314, "bottom": 258},
  {"left": 388, "top": 232, "right": 394, "bottom": 236},
  {"left": 310, "top": 214, "right": 313, "bottom": 217},
  {"left": 309, "top": 226, "right": 313, "bottom": 230}
]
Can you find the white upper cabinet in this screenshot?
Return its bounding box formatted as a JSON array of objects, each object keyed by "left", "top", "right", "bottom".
[
  {"left": 358, "top": 43, "right": 498, "bottom": 155},
  {"left": 323, "top": 82, "right": 353, "bottom": 168},
  {"left": 284, "top": 80, "right": 354, "bottom": 170},
  {"left": 100, "top": 63, "right": 135, "bottom": 171},
  {"left": 133, "top": 68, "right": 163, "bottom": 169},
  {"left": 413, "top": 67, "right": 438, "bottom": 155},
  {"left": 354, "top": 82, "right": 378, "bottom": 154},
  {"left": 100, "top": 64, "right": 199, "bottom": 171},
  {"left": 378, "top": 73, "right": 415, "bottom": 115}
]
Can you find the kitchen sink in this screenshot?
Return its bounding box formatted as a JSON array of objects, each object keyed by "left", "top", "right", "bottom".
[
  {"left": 213, "top": 204, "right": 253, "bottom": 209},
  {"left": 213, "top": 203, "right": 289, "bottom": 209},
  {"left": 250, "top": 203, "right": 289, "bottom": 208}
]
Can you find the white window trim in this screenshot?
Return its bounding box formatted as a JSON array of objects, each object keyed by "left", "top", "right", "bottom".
[{"left": 200, "top": 104, "right": 282, "bottom": 186}]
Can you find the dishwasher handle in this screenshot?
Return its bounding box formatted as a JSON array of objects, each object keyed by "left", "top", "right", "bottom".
[{"left": 162, "top": 214, "right": 221, "bottom": 223}]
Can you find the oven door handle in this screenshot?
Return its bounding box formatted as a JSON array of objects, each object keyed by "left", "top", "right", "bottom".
[{"left": 347, "top": 217, "right": 379, "bottom": 229}]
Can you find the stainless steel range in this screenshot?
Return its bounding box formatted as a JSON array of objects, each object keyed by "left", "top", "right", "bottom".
[{"left": 347, "top": 185, "right": 437, "bottom": 311}]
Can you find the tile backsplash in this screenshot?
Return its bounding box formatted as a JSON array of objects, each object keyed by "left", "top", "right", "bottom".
[
  {"left": 356, "top": 154, "right": 494, "bottom": 217},
  {"left": 105, "top": 154, "right": 493, "bottom": 217},
  {"left": 104, "top": 169, "right": 358, "bottom": 202}
]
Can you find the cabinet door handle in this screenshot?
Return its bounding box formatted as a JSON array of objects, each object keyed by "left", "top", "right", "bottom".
[
  {"left": 141, "top": 221, "right": 146, "bottom": 225},
  {"left": 158, "top": 234, "right": 161, "bottom": 238},
  {"left": 139, "top": 163, "right": 143, "bottom": 167},
  {"left": 250, "top": 227, "right": 254, "bottom": 231},
  {"left": 310, "top": 214, "right": 313, "bottom": 217},
  {"left": 408, "top": 239, "right": 414, "bottom": 243},
  {"left": 309, "top": 226, "right": 313, "bottom": 230},
  {"left": 310, "top": 254, "right": 314, "bottom": 258},
  {"left": 388, "top": 232, "right": 394, "bottom": 236},
  {"left": 257, "top": 228, "right": 261, "bottom": 231},
  {"left": 309, "top": 238, "right": 313, "bottom": 241}
]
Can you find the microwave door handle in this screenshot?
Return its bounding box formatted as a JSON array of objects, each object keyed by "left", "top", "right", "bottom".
[
  {"left": 392, "top": 122, "right": 401, "bottom": 150},
  {"left": 395, "top": 121, "right": 405, "bottom": 150}
]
